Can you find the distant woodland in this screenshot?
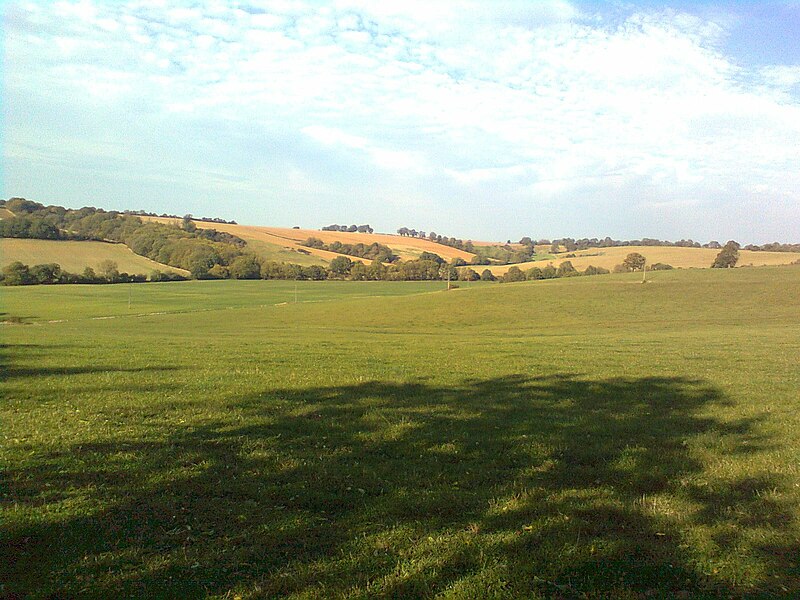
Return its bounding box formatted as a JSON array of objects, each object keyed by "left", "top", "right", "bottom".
[{"left": 1, "top": 197, "right": 798, "bottom": 286}]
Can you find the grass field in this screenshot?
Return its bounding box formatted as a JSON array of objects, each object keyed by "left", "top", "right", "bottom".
[
  {"left": 0, "top": 239, "right": 188, "bottom": 276},
  {"left": 3, "top": 267, "right": 800, "bottom": 598},
  {"left": 484, "top": 245, "right": 800, "bottom": 274}
]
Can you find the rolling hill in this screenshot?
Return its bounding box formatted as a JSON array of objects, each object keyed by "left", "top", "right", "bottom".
[
  {"left": 142, "top": 216, "right": 477, "bottom": 264},
  {"left": 480, "top": 245, "right": 800, "bottom": 274},
  {"left": 0, "top": 238, "right": 188, "bottom": 276}
]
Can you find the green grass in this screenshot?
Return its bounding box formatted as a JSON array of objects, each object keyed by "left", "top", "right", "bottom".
[
  {"left": 0, "top": 238, "right": 187, "bottom": 276},
  {"left": 0, "top": 280, "right": 452, "bottom": 322},
  {"left": 2, "top": 267, "right": 800, "bottom": 598}
]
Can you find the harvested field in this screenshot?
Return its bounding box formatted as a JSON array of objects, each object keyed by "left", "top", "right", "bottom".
[
  {"left": 142, "top": 217, "right": 476, "bottom": 263},
  {"left": 482, "top": 245, "right": 800, "bottom": 274}
]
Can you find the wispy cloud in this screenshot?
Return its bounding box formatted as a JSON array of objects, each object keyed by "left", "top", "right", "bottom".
[{"left": 3, "top": 0, "right": 800, "bottom": 241}]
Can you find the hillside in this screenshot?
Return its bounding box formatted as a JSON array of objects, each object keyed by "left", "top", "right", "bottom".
[
  {"left": 0, "top": 238, "right": 188, "bottom": 276},
  {"left": 481, "top": 245, "right": 800, "bottom": 274},
  {"left": 142, "top": 217, "right": 477, "bottom": 264}
]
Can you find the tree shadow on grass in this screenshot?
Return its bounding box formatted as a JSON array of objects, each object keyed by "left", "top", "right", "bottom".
[
  {"left": 2, "top": 375, "right": 797, "bottom": 598},
  {"left": 1, "top": 343, "right": 179, "bottom": 381}
]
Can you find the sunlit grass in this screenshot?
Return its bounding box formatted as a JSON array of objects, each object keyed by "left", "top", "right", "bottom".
[{"left": 2, "top": 266, "right": 799, "bottom": 598}]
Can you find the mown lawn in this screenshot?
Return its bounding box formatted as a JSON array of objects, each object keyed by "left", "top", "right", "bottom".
[{"left": 2, "top": 268, "right": 799, "bottom": 598}]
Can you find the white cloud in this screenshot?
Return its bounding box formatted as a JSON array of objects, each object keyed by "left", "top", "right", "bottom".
[{"left": 4, "top": 0, "right": 800, "bottom": 241}]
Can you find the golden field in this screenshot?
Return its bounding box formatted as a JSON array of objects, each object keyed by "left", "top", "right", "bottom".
[
  {"left": 481, "top": 245, "right": 800, "bottom": 274},
  {"left": 0, "top": 238, "right": 188, "bottom": 275}
]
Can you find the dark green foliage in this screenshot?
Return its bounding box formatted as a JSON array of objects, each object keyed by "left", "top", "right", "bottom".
[
  {"left": 459, "top": 268, "right": 479, "bottom": 281},
  {"left": 328, "top": 256, "right": 353, "bottom": 277},
  {"left": 418, "top": 251, "right": 445, "bottom": 265},
  {"left": 501, "top": 266, "right": 526, "bottom": 283},
  {"left": 623, "top": 252, "right": 647, "bottom": 272},
  {"left": 29, "top": 263, "right": 62, "bottom": 284},
  {"left": 650, "top": 263, "right": 673, "bottom": 271},
  {"left": 398, "top": 259, "right": 441, "bottom": 280},
  {"left": 302, "top": 238, "right": 397, "bottom": 262},
  {"left": 526, "top": 266, "right": 543, "bottom": 280},
  {"left": 480, "top": 268, "right": 496, "bottom": 281},
  {"left": 583, "top": 265, "right": 611, "bottom": 276},
  {"left": 2, "top": 261, "right": 34, "bottom": 285},
  {"left": 542, "top": 264, "right": 558, "bottom": 279},
  {"left": 0, "top": 216, "right": 62, "bottom": 239},
  {"left": 1, "top": 261, "right": 157, "bottom": 286},
  {"left": 349, "top": 261, "right": 368, "bottom": 281},
  {"left": 228, "top": 255, "right": 262, "bottom": 280},
  {"left": 557, "top": 260, "right": 578, "bottom": 277},
  {"left": 712, "top": 241, "right": 740, "bottom": 269},
  {"left": 149, "top": 270, "right": 188, "bottom": 282},
  {"left": 471, "top": 243, "right": 534, "bottom": 265}
]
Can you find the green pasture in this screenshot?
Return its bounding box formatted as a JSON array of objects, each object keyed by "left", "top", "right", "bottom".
[{"left": 2, "top": 267, "right": 799, "bottom": 598}]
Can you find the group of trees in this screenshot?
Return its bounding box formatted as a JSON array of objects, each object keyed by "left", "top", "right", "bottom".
[
  {"left": 396, "top": 228, "right": 476, "bottom": 254},
  {"left": 125, "top": 209, "right": 236, "bottom": 225},
  {"left": 497, "top": 261, "right": 610, "bottom": 283},
  {"left": 302, "top": 238, "right": 398, "bottom": 262},
  {"left": 0, "top": 259, "right": 186, "bottom": 286},
  {"left": 219, "top": 256, "right": 460, "bottom": 282},
  {"left": 743, "top": 242, "right": 800, "bottom": 253},
  {"left": 470, "top": 243, "right": 534, "bottom": 265},
  {"left": 321, "top": 224, "right": 374, "bottom": 233},
  {"left": 547, "top": 237, "right": 725, "bottom": 252}
]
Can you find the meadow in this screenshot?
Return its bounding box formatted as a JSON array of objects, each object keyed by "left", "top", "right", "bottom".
[{"left": 2, "top": 267, "right": 800, "bottom": 598}]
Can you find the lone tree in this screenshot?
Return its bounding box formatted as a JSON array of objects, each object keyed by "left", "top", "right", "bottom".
[
  {"left": 182, "top": 214, "right": 196, "bottom": 233},
  {"left": 623, "top": 252, "right": 646, "bottom": 272},
  {"left": 98, "top": 260, "right": 119, "bottom": 281},
  {"left": 712, "top": 240, "right": 740, "bottom": 268},
  {"left": 328, "top": 256, "right": 352, "bottom": 277}
]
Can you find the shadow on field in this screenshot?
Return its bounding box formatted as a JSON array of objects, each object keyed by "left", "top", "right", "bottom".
[
  {"left": 3, "top": 375, "right": 798, "bottom": 598},
  {"left": 0, "top": 343, "right": 179, "bottom": 381}
]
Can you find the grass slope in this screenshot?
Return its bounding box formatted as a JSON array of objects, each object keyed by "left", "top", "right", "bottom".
[
  {"left": 0, "top": 238, "right": 188, "bottom": 276},
  {"left": 3, "top": 267, "right": 800, "bottom": 598},
  {"left": 485, "top": 245, "right": 800, "bottom": 274},
  {"left": 142, "top": 217, "right": 476, "bottom": 264}
]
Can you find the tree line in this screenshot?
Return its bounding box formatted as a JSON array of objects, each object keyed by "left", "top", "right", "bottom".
[
  {"left": 321, "top": 224, "right": 374, "bottom": 233},
  {"left": 302, "top": 238, "right": 397, "bottom": 262},
  {"left": 0, "top": 259, "right": 188, "bottom": 286}
]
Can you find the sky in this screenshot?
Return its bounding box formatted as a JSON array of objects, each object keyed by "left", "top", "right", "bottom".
[{"left": 3, "top": 1, "right": 799, "bottom": 243}]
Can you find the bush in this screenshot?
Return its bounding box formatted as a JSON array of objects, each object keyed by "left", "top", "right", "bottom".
[
  {"left": 583, "top": 265, "right": 610, "bottom": 276},
  {"left": 459, "top": 268, "right": 479, "bottom": 281},
  {"left": 501, "top": 266, "right": 526, "bottom": 283}
]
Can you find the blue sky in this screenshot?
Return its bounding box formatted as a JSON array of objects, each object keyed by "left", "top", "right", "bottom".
[{"left": 3, "top": 1, "right": 799, "bottom": 243}]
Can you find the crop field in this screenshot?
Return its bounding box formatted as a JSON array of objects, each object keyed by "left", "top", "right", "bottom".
[
  {"left": 142, "top": 217, "right": 476, "bottom": 263},
  {"left": 0, "top": 239, "right": 188, "bottom": 276},
  {"left": 3, "top": 267, "right": 800, "bottom": 598},
  {"left": 485, "top": 245, "right": 800, "bottom": 274}
]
